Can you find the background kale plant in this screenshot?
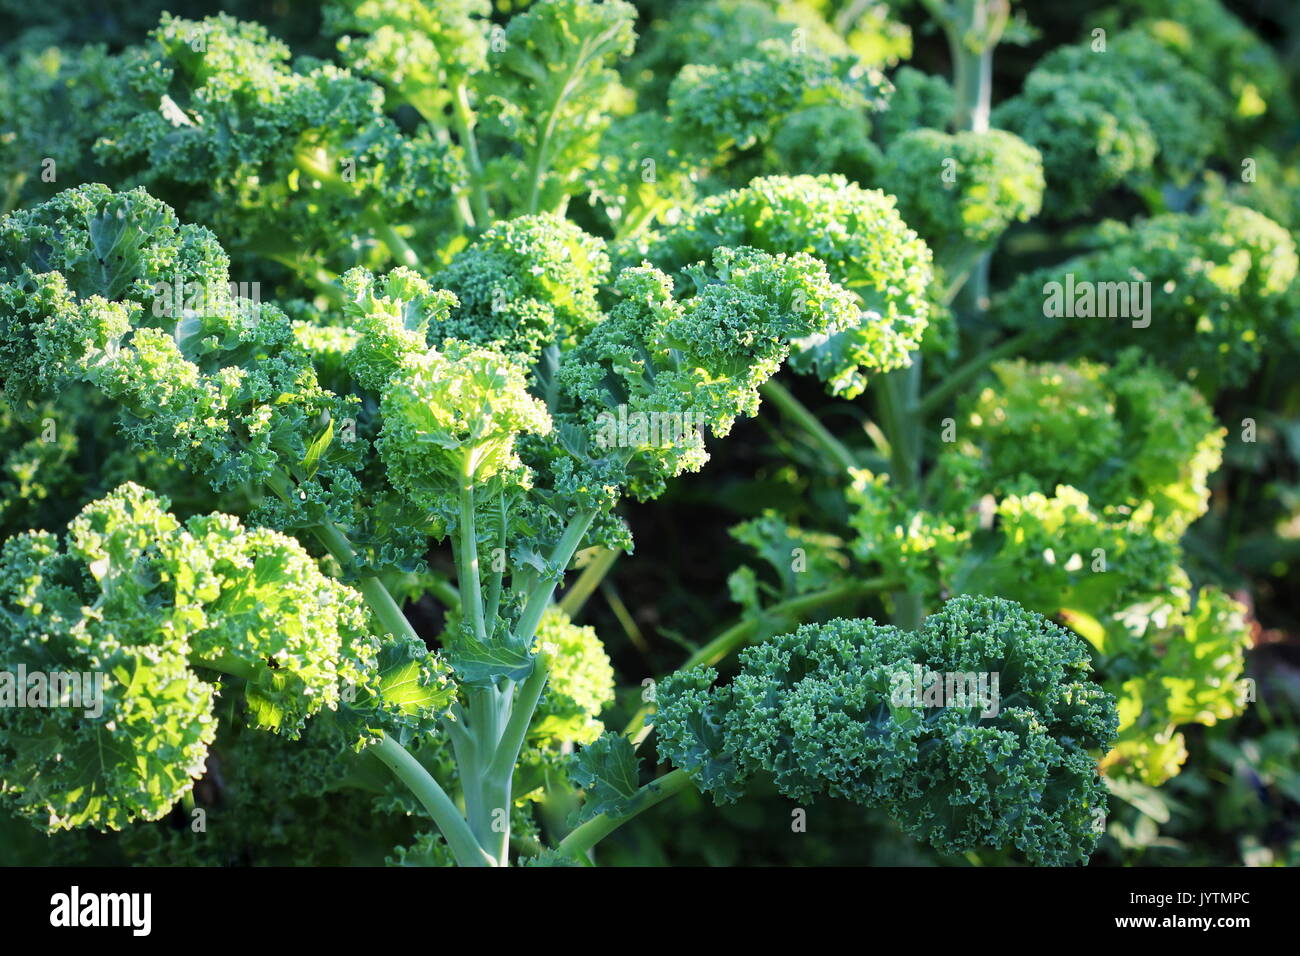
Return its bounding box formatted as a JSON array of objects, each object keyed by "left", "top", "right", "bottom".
[{"left": 0, "top": 0, "right": 1296, "bottom": 867}]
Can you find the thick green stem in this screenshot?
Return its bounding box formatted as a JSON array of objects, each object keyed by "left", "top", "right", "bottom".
[
  {"left": 937, "top": 0, "right": 1009, "bottom": 317},
  {"left": 361, "top": 210, "right": 420, "bottom": 270},
  {"left": 190, "top": 653, "right": 258, "bottom": 683},
  {"left": 444, "top": 708, "right": 485, "bottom": 843},
  {"left": 556, "top": 769, "right": 693, "bottom": 861},
  {"left": 426, "top": 574, "right": 462, "bottom": 613},
  {"left": 760, "top": 379, "right": 860, "bottom": 473},
  {"left": 465, "top": 656, "right": 553, "bottom": 864},
  {"left": 525, "top": 106, "right": 563, "bottom": 215},
  {"left": 457, "top": 471, "right": 488, "bottom": 644},
  {"left": 312, "top": 519, "right": 422, "bottom": 644},
  {"left": 922, "top": 0, "right": 1009, "bottom": 134},
  {"left": 371, "top": 733, "right": 494, "bottom": 867},
  {"left": 875, "top": 364, "right": 922, "bottom": 492},
  {"left": 461, "top": 684, "right": 507, "bottom": 857},
  {"left": 450, "top": 78, "right": 492, "bottom": 227},
  {"left": 454, "top": 508, "right": 595, "bottom": 864},
  {"left": 469, "top": 686, "right": 503, "bottom": 755},
  {"left": 358, "top": 576, "right": 421, "bottom": 643},
  {"left": 488, "top": 655, "right": 551, "bottom": 784},
  {"left": 950, "top": 27, "right": 993, "bottom": 134},
  {"left": 485, "top": 491, "right": 507, "bottom": 626},
  {"left": 513, "top": 507, "right": 598, "bottom": 646}
]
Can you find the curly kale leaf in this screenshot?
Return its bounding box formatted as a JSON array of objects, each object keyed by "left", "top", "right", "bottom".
[
  {"left": 0, "top": 483, "right": 453, "bottom": 832},
  {"left": 93, "top": 14, "right": 461, "bottom": 279},
  {"left": 994, "top": 30, "right": 1228, "bottom": 218},
  {"left": 555, "top": 247, "right": 859, "bottom": 502},
  {"left": 947, "top": 354, "right": 1225, "bottom": 537},
  {"left": 879, "top": 128, "right": 1044, "bottom": 266},
  {"left": 323, "top": 0, "right": 491, "bottom": 121},
  {"left": 627, "top": 174, "right": 933, "bottom": 397},
  {"left": 669, "top": 39, "right": 889, "bottom": 158},
  {"left": 568, "top": 732, "right": 641, "bottom": 823},
  {"left": 656, "top": 595, "right": 1116, "bottom": 865},
  {"left": 476, "top": 0, "right": 637, "bottom": 215},
  {"left": 994, "top": 203, "right": 1297, "bottom": 393},
  {"left": 531, "top": 607, "right": 615, "bottom": 747},
  {"left": 432, "top": 215, "right": 610, "bottom": 362}
]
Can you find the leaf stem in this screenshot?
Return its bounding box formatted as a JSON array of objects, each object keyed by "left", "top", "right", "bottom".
[
  {"left": 513, "top": 507, "right": 598, "bottom": 646},
  {"left": 916, "top": 327, "right": 1040, "bottom": 418},
  {"left": 523, "top": 29, "right": 613, "bottom": 214},
  {"left": 759, "top": 378, "right": 860, "bottom": 473},
  {"left": 687, "top": 577, "right": 897, "bottom": 670},
  {"left": 361, "top": 210, "right": 421, "bottom": 271},
  {"left": 874, "top": 364, "right": 927, "bottom": 630},
  {"left": 450, "top": 78, "right": 492, "bottom": 227},
  {"left": 484, "top": 490, "right": 507, "bottom": 626},
  {"left": 613, "top": 199, "right": 666, "bottom": 242},
  {"left": 312, "top": 519, "right": 422, "bottom": 644},
  {"left": 488, "top": 651, "right": 551, "bottom": 783},
  {"left": 371, "top": 733, "right": 494, "bottom": 867},
  {"left": 457, "top": 469, "right": 488, "bottom": 645},
  {"left": 555, "top": 768, "right": 693, "bottom": 860},
  {"left": 558, "top": 547, "right": 620, "bottom": 617}
]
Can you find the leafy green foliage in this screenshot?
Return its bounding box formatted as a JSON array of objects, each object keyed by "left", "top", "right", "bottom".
[
  {"left": 0, "top": 483, "right": 452, "bottom": 832},
  {"left": 1102, "top": 587, "right": 1253, "bottom": 785},
  {"left": 478, "top": 0, "right": 637, "bottom": 215},
  {"left": 323, "top": 0, "right": 490, "bottom": 121},
  {"left": 569, "top": 732, "right": 641, "bottom": 822},
  {"left": 727, "top": 509, "right": 850, "bottom": 613},
  {"left": 0, "top": 184, "right": 367, "bottom": 537},
  {"left": 872, "top": 66, "right": 954, "bottom": 145},
  {"left": 627, "top": 174, "right": 933, "bottom": 397},
  {"left": 946, "top": 355, "right": 1225, "bottom": 537},
  {"left": 996, "top": 203, "right": 1298, "bottom": 393},
  {"left": 656, "top": 596, "right": 1117, "bottom": 865},
  {"left": 530, "top": 607, "right": 615, "bottom": 747},
  {"left": 556, "top": 247, "right": 861, "bottom": 501},
  {"left": 667, "top": 39, "right": 890, "bottom": 176},
  {"left": 3, "top": 0, "right": 1285, "bottom": 870},
  {"left": 840, "top": 354, "right": 1251, "bottom": 787},
  {"left": 1099, "top": 0, "right": 1290, "bottom": 132},
  {"left": 994, "top": 30, "right": 1228, "bottom": 219},
  {"left": 0, "top": 43, "right": 116, "bottom": 214},
  {"left": 433, "top": 215, "right": 611, "bottom": 360},
  {"left": 94, "top": 14, "right": 460, "bottom": 282},
  {"left": 879, "top": 129, "right": 1044, "bottom": 265}
]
